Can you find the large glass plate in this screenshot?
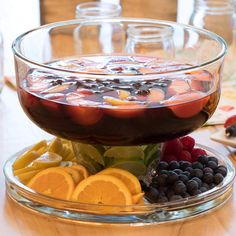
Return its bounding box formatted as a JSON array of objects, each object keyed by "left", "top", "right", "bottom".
[{"left": 4, "top": 143, "right": 235, "bottom": 225}]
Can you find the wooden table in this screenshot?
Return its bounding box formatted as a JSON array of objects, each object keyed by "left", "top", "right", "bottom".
[{"left": 0, "top": 85, "right": 236, "bottom": 236}]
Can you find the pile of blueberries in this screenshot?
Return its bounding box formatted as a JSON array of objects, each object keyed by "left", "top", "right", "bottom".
[{"left": 142, "top": 155, "right": 227, "bottom": 203}]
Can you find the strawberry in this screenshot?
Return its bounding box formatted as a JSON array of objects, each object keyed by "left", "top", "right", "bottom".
[{"left": 224, "top": 115, "right": 236, "bottom": 128}]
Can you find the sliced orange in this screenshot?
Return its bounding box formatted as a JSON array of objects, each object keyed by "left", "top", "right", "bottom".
[
  {"left": 17, "top": 170, "right": 41, "bottom": 184},
  {"left": 27, "top": 168, "right": 75, "bottom": 200},
  {"left": 71, "top": 164, "right": 89, "bottom": 179},
  {"left": 72, "top": 174, "right": 133, "bottom": 205},
  {"left": 132, "top": 192, "right": 144, "bottom": 204},
  {"left": 60, "top": 167, "right": 83, "bottom": 184},
  {"left": 98, "top": 168, "right": 142, "bottom": 195}
]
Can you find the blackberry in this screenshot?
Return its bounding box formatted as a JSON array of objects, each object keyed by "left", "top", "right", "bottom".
[
  {"left": 214, "top": 173, "right": 224, "bottom": 185},
  {"left": 198, "top": 155, "right": 208, "bottom": 165},
  {"left": 202, "top": 182, "right": 210, "bottom": 190},
  {"left": 166, "top": 188, "right": 175, "bottom": 199}
]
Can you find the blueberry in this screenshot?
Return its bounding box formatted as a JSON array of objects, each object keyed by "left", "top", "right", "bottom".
[
  {"left": 199, "top": 186, "right": 208, "bottom": 193},
  {"left": 198, "top": 155, "right": 208, "bottom": 165},
  {"left": 209, "top": 183, "right": 216, "bottom": 189},
  {"left": 169, "top": 195, "right": 183, "bottom": 201},
  {"left": 145, "top": 187, "right": 159, "bottom": 202},
  {"left": 192, "top": 162, "right": 204, "bottom": 170},
  {"left": 185, "top": 167, "right": 193, "bottom": 173},
  {"left": 167, "top": 171, "right": 179, "bottom": 184},
  {"left": 157, "top": 161, "right": 169, "bottom": 172},
  {"left": 179, "top": 174, "right": 189, "bottom": 183},
  {"left": 169, "top": 161, "right": 180, "bottom": 170},
  {"left": 202, "top": 182, "right": 210, "bottom": 190},
  {"left": 158, "top": 186, "right": 169, "bottom": 194},
  {"left": 214, "top": 173, "right": 224, "bottom": 185},
  {"left": 186, "top": 180, "right": 199, "bottom": 193},
  {"left": 160, "top": 169, "right": 169, "bottom": 175},
  {"left": 215, "top": 166, "right": 227, "bottom": 177},
  {"left": 191, "top": 169, "right": 203, "bottom": 178},
  {"left": 182, "top": 192, "right": 190, "bottom": 198},
  {"left": 157, "top": 195, "right": 168, "bottom": 203},
  {"left": 166, "top": 188, "right": 175, "bottom": 199},
  {"left": 139, "top": 180, "right": 148, "bottom": 191},
  {"left": 183, "top": 171, "right": 191, "bottom": 178},
  {"left": 191, "top": 189, "right": 202, "bottom": 196},
  {"left": 191, "top": 177, "right": 202, "bottom": 187},
  {"left": 173, "top": 181, "right": 187, "bottom": 195},
  {"left": 202, "top": 173, "right": 214, "bottom": 184},
  {"left": 152, "top": 174, "right": 168, "bottom": 186},
  {"left": 180, "top": 161, "right": 192, "bottom": 170},
  {"left": 208, "top": 156, "right": 219, "bottom": 165},
  {"left": 173, "top": 169, "right": 183, "bottom": 175},
  {"left": 203, "top": 167, "right": 214, "bottom": 174},
  {"left": 207, "top": 161, "right": 218, "bottom": 170}
]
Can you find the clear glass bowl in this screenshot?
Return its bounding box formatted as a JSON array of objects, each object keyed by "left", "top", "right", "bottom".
[
  {"left": 4, "top": 143, "right": 235, "bottom": 224},
  {"left": 12, "top": 18, "right": 226, "bottom": 146}
]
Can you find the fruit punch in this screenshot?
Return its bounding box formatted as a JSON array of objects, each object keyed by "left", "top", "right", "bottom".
[{"left": 18, "top": 55, "right": 220, "bottom": 145}]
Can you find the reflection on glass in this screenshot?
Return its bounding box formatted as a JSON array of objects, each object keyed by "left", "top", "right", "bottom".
[{"left": 125, "top": 24, "right": 175, "bottom": 58}]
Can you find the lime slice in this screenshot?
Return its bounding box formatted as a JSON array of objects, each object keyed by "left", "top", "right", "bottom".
[
  {"left": 144, "top": 144, "right": 160, "bottom": 166},
  {"left": 73, "top": 143, "right": 105, "bottom": 166},
  {"left": 110, "top": 161, "right": 147, "bottom": 177},
  {"left": 104, "top": 146, "right": 145, "bottom": 160}
]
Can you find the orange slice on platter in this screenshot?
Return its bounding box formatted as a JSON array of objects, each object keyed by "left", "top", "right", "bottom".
[
  {"left": 59, "top": 167, "right": 83, "bottom": 185},
  {"left": 71, "top": 164, "right": 89, "bottom": 179},
  {"left": 71, "top": 174, "right": 133, "bottom": 205},
  {"left": 97, "top": 168, "right": 142, "bottom": 195},
  {"left": 27, "top": 167, "right": 75, "bottom": 200}
]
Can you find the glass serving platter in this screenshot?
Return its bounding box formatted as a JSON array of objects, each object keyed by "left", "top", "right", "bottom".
[{"left": 4, "top": 143, "right": 235, "bottom": 225}]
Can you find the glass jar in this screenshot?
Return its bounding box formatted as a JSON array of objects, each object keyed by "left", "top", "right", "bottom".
[
  {"left": 189, "top": 0, "right": 236, "bottom": 80},
  {"left": 0, "top": 32, "right": 3, "bottom": 93},
  {"left": 74, "top": 2, "right": 123, "bottom": 54}
]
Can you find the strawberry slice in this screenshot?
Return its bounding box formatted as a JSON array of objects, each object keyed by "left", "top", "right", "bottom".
[
  {"left": 105, "top": 104, "right": 146, "bottom": 119},
  {"left": 224, "top": 114, "right": 236, "bottom": 128},
  {"left": 167, "top": 80, "right": 190, "bottom": 96},
  {"left": 164, "top": 92, "right": 209, "bottom": 118}
]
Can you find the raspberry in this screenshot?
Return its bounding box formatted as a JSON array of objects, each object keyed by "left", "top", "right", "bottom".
[
  {"left": 161, "top": 139, "right": 183, "bottom": 160},
  {"left": 178, "top": 150, "right": 192, "bottom": 162},
  {"left": 191, "top": 148, "right": 207, "bottom": 162},
  {"left": 180, "top": 136, "right": 195, "bottom": 151},
  {"left": 224, "top": 114, "right": 236, "bottom": 128},
  {"left": 162, "top": 154, "right": 178, "bottom": 163}
]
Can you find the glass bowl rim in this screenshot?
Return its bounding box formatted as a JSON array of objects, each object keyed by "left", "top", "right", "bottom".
[
  {"left": 12, "top": 17, "right": 227, "bottom": 78},
  {"left": 4, "top": 142, "right": 235, "bottom": 213}
]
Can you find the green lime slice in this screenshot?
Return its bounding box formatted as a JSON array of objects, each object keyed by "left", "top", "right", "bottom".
[
  {"left": 73, "top": 143, "right": 105, "bottom": 166},
  {"left": 110, "top": 161, "right": 147, "bottom": 177},
  {"left": 144, "top": 144, "right": 160, "bottom": 166},
  {"left": 104, "top": 146, "right": 145, "bottom": 160}
]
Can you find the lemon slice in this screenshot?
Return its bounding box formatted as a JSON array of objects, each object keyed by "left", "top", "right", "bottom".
[
  {"left": 48, "top": 137, "right": 63, "bottom": 155},
  {"left": 71, "top": 174, "right": 133, "bottom": 205},
  {"left": 27, "top": 167, "right": 75, "bottom": 200},
  {"left": 31, "top": 152, "right": 62, "bottom": 168},
  {"left": 104, "top": 146, "right": 145, "bottom": 160},
  {"left": 17, "top": 170, "right": 41, "bottom": 184},
  {"left": 110, "top": 161, "right": 147, "bottom": 177},
  {"left": 13, "top": 151, "right": 40, "bottom": 170},
  {"left": 98, "top": 168, "right": 141, "bottom": 195}
]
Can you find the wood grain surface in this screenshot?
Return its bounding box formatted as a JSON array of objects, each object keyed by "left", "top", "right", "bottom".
[
  {"left": 0, "top": 86, "right": 236, "bottom": 236},
  {"left": 40, "top": 0, "right": 177, "bottom": 24}
]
